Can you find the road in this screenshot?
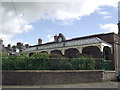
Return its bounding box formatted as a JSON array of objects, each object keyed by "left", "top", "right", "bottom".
[{"left": 2, "top": 81, "right": 120, "bottom": 88}]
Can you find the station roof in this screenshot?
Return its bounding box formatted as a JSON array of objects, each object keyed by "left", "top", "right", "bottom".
[{"left": 25, "top": 37, "right": 112, "bottom": 52}]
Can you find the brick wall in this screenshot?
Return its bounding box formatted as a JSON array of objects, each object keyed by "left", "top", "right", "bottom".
[
  {"left": 2, "top": 70, "right": 115, "bottom": 85},
  {"left": 97, "top": 33, "right": 120, "bottom": 70}
]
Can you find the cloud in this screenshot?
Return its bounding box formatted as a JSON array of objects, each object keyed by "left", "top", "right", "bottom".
[
  {"left": 100, "top": 23, "right": 118, "bottom": 33},
  {"left": 1, "top": 2, "right": 33, "bottom": 45},
  {"left": 98, "top": 11, "right": 110, "bottom": 15},
  {"left": 97, "top": 9, "right": 113, "bottom": 19},
  {"left": 48, "top": 37, "right": 54, "bottom": 42},
  {"left": 47, "top": 35, "right": 51, "bottom": 38},
  {"left": 23, "top": 24, "right": 33, "bottom": 31},
  {"left": 103, "top": 16, "right": 112, "bottom": 19},
  {"left": 1, "top": 0, "right": 119, "bottom": 45}
]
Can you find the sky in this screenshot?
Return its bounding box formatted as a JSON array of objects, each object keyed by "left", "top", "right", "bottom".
[{"left": 1, "top": 0, "right": 119, "bottom": 46}]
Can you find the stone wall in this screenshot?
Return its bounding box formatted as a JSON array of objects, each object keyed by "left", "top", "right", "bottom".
[
  {"left": 103, "top": 71, "right": 116, "bottom": 80},
  {"left": 2, "top": 70, "right": 115, "bottom": 85}
]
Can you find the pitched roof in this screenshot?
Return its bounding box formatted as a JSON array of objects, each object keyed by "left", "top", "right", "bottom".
[
  {"left": 30, "top": 32, "right": 115, "bottom": 48},
  {"left": 25, "top": 37, "right": 111, "bottom": 52}
]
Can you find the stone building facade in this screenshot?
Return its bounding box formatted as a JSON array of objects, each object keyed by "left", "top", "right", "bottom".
[{"left": 24, "top": 22, "right": 120, "bottom": 70}]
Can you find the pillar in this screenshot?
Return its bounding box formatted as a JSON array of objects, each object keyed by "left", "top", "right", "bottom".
[
  {"left": 47, "top": 51, "right": 51, "bottom": 54},
  {"left": 60, "top": 49, "right": 65, "bottom": 55},
  {"left": 76, "top": 47, "right": 82, "bottom": 53}
]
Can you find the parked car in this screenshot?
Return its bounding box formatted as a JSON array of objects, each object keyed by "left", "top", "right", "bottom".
[{"left": 116, "top": 73, "right": 120, "bottom": 81}]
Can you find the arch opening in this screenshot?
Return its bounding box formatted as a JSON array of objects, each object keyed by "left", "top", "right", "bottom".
[
  {"left": 82, "top": 46, "right": 101, "bottom": 58},
  {"left": 29, "top": 53, "right": 34, "bottom": 57},
  {"left": 40, "top": 51, "right": 48, "bottom": 54},
  {"left": 103, "top": 46, "right": 111, "bottom": 60},
  {"left": 51, "top": 50, "right": 62, "bottom": 56},
  {"left": 65, "top": 48, "right": 80, "bottom": 58}
]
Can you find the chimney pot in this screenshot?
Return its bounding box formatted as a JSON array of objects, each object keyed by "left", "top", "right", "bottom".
[
  {"left": 38, "top": 38, "right": 42, "bottom": 45},
  {"left": 54, "top": 35, "right": 57, "bottom": 42}
]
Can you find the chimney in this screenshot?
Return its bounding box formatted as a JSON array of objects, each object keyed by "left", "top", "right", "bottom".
[
  {"left": 7, "top": 44, "right": 11, "bottom": 50},
  {"left": 118, "top": 21, "right": 120, "bottom": 34},
  {"left": 8, "top": 44, "right": 11, "bottom": 48},
  {"left": 38, "top": 38, "right": 42, "bottom": 45},
  {"left": 54, "top": 35, "right": 57, "bottom": 42},
  {"left": 59, "top": 33, "right": 66, "bottom": 41},
  {"left": 17, "top": 42, "right": 22, "bottom": 47},
  {"left": 25, "top": 44, "right": 29, "bottom": 48}
]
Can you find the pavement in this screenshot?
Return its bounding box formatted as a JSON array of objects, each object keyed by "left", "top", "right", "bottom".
[{"left": 2, "top": 81, "right": 120, "bottom": 88}]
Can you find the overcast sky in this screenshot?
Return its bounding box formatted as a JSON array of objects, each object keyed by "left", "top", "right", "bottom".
[{"left": 1, "top": 0, "right": 119, "bottom": 46}]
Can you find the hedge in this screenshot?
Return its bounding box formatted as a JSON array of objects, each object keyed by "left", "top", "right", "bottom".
[{"left": 2, "top": 57, "right": 95, "bottom": 70}]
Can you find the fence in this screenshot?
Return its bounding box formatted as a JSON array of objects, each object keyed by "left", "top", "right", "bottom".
[{"left": 95, "top": 59, "right": 112, "bottom": 70}]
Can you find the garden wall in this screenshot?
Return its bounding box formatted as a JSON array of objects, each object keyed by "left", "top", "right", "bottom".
[
  {"left": 2, "top": 70, "right": 115, "bottom": 85},
  {"left": 103, "top": 71, "right": 116, "bottom": 80}
]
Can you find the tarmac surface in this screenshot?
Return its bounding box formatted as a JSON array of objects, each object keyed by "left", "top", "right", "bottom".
[{"left": 2, "top": 81, "right": 120, "bottom": 88}]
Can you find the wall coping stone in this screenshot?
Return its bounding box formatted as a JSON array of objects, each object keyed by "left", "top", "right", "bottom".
[{"left": 1, "top": 70, "right": 115, "bottom": 73}]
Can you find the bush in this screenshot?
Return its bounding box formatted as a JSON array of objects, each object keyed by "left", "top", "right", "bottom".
[
  {"left": 2, "top": 53, "right": 95, "bottom": 70},
  {"left": 60, "top": 59, "right": 73, "bottom": 70},
  {"left": 49, "top": 53, "right": 63, "bottom": 58},
  {"left": 2, "top": 55, "right": 26, "bottom": 70},
  {"left": 71, "top": 56, "right": 95, "bottom": 70},
  {"left": 49, "top": 58, "right": 60, "bottom": 70},
  {"left": 26, "top": 58, "right": 44, "bottom": 70},
  {"left": 2, "top": 57, "right": 15, "bottom": 70},
  {"left": 31, "top": 52, "right": 49, "bottom": 59}
]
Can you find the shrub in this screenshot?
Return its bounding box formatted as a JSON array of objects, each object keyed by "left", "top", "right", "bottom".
[
  {"left": 2, "top": 53, "right": 95, "bottom": 70},
  {"left": 49, "top": 53, "right": 63, "bottom": 58},
  {"left": 71, "top": 56, "right": 95, "bottom": 70},
  {"left": 31, "top": 53, "right": 49, "bottom": 59},
  {"left": 60, "top": 59, "right": 73, "bottom": 70},
  {"left": 49, "top": 58, "right": 60, "bottom": 70}
]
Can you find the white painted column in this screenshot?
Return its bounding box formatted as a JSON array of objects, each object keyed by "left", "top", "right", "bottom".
[
  {"left": 47, "top": 50, "right": 51, "bottom": 54},
  {"left": 76, "top": 47, "right": 82, "bottom": 53},
  {"left": 97, "top": 45, "right": 104, "bottom": 52},
  {"left": 60, "top": 49, "right": 65, "bottom": 55}
]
